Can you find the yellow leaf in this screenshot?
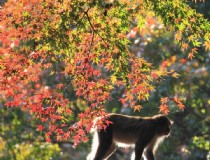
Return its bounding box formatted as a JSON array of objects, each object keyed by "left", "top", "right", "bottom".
[
  {"left": 175, "top": 32, "right": 182, "bottom": 41},
  {"left": 171, "top": 56, "right": 177, "bottom": 62},
  {"left": 188, "top": 35, "right": 195, "bottom": 42},
  {"left": 172, "top": 72, "right": 180, "bottom": 78},
  {"left": 110, "top": 75, "right": 117, "bottom": 84}
]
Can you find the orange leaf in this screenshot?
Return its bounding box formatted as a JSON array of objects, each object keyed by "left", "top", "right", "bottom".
[
  {"left": 179, "top": 58, "right": 187, "bottom": 64},
  {"left": 134, "top": 105, "right": 142, "bottom": 112},
  {"left": 65, "top": 108, "right": 72, "bottom": 115},
  {"left": 181, "top": 43, "right": 189, "bottom": 50},
  {"left": 178, "top": 103, "right": 185, "bottom": 110},
  {"left": 161, "top": 97, "right": 168, "bottom": 104},
  {"left": 56, "top": 84, "right": 64, "bottom": 89},
  {"left": 126, "top": 93, "right": 134, "bottom": 101},
  {"left": 159, "top": 104, "right": 170, "bottom": 115},
  {"left": 188, "top": 52, "right": 194, "bottom": 60},
  {"left": 203, "top": 41, "right": 210, "bottom": 51}
]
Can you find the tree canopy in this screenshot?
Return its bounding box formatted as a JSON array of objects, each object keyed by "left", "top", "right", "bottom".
[{"left": 0, "top": 0, "right": 209, "bottom": 151}]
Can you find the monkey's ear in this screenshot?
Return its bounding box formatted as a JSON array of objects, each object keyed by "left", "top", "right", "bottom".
[{"left": 170, "top": 120, "right": 174, "bottom": 125}]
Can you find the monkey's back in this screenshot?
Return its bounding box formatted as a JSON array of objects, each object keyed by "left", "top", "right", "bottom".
[{"left": 106, "top": 114, "right": 155, "bottom": 144}]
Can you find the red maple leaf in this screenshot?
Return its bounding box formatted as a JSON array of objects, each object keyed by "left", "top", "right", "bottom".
[{"left": 36, "top": 125, "right": 44, "bottom": 132}]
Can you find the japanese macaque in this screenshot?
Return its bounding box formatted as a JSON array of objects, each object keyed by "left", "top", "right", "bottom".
[{"left": 87, "top": 114, "right": 173, "bottom": 160}]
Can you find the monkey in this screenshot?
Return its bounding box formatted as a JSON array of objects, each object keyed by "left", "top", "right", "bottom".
[{"left": 87, "top": 113, "right": 173, "bottom": 160}]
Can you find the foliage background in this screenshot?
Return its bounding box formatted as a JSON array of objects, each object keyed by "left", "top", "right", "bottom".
[{"left": 0, "top": 0, "right": 210, "bottom": 160}]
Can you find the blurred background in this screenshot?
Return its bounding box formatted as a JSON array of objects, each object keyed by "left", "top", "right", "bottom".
[{"left": 0, "top": 0, "right": 209, "bottom": 160}]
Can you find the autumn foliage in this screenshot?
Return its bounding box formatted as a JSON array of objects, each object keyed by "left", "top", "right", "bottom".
[{"left": 0, "top": 0, "right": 209, "bottom": 146}]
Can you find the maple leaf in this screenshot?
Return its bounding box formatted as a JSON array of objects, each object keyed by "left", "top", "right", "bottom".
[
  {"left": 130, "top": 101, "right": 136, "bottom": 107},
  {"left": 46, "top": 137, "right": 51, "bottom": 143},
  {"left": 56, "top": 107, "right": 64, "bottom": 114},
  {"left": 56, "top": 135, "right": 62, "bottom": 141},
  {"left": 161, "top": 97, "right": 168, "bottom": 104},
  {"left": 116, "top": 81, "right": 125, "bottom": 86},
  {"left": 181, "top": 43, "right": 189, "bottom": 51},
  {"left": 159, "top": 104, "right": 170, "bottom": 115},
  {"left": 110, "top": 75, "right": 117, "bottom": 84},
  {"left": 203, "top": 41, "right": 210, "bottom": 51},
  {"left": 190, "top": 17, "right": 196, "bottom": 23},
  {"left": 86, "top": 123, "right": 93, "bottom": 132},
  {"left": 188, "top": 48, "right": 198, "bottom": 60},
  {"left": 102, "top": 124, "right": 108, "bottom": 131},
  {"left": 105, "top": 120, "right": 113, "bottom": 126},
  {"left": 174, "top": 32, "right": 182, "bottom": 41},
  {"left": 130, "top": 29, "right": 137, "bottom": 38},
  {"left": 78, "top": 113, "right": 86, "bottom": 119},
  {"left": 77, "top": 121, "right": 83, "bottom": 128},
  {"left": 118, "top": 33, "right": 126, "bottom": 39},
  {"left": 127, "top": 73, "right": 133, "bottom": 79},
  {"left": 161, "top": 61, "right": 168, "bottom": 68},
  {"left": 172, "top": 72, "right": 180, "bottom": 78},
  {"left": 65, "top": 108, "right": 72, "bottom": 115},
  {"left": 93, "top": 70, "right": 101, "bottom": 77},
  {"left": 73, "top": 134, "right": 80, "bottom": 147},
  {"left": 119, "top": 98, "right": 126, "bottom": 104},
  {"left": 56, "top": 84, "right": 64, "bottom": 89},
  {"left": 41, "top": 118, "right": 48, "bottom": 122},
  {"left": 126, "top": 93, "right": 134, "bottom": 101},
  {"left": 179, "top": 58, "right": 187, "bottom": 64},
  {"left": 36, "top": 125, "right": 44, "bottom": 132},
  {"left": 178, "top": 103, "right": 185, "bottom": 110},
  {"left": 188, "top": 52, "right": 194, "bottom": 60},
  {"left": 188, "top": 35, "right": 195, "bottom": 42},
  {"left": 99, "top": 79, "right": 108, "bottom": 85},
  {"left": 151, "top": 71, "right": 157, "bottom": 79},
  {"left": 5, "top": 89, "right": 14, "bottom": 97},
  {"left": 134, "top": 105, "right": 142, "bottom": 112},
  {"left": 172, "top": 97, "right": 185, "bottom": 110},
  {"left": 83, "top": 136, "right": 89, "bottom": 142},
  {"left": 77, "top": 129, "right": 85, "bottom": 136}
]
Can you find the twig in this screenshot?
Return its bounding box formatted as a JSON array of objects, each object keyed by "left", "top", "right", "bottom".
[
  {"left": 84, "top": 8, "right": 95, "bottom": 55},
  {"left": 84, "top": 8, "right": 109, "bottom": 50}
]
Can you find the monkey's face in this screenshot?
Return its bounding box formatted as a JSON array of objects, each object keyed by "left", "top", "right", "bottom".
[
  {"left": 162, "top": 122, "right": 171, "bottom": 136},
  {"left": 155, "top": 115, "right": 173, "bottom": 136}
]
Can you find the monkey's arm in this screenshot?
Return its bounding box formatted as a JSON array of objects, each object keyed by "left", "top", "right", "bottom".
[
  {"left": 134, "top": 131, "right": 155, "bottom": 160},
  {"left": 145, "top": 149, "right": 155, "bottom": 160}
]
